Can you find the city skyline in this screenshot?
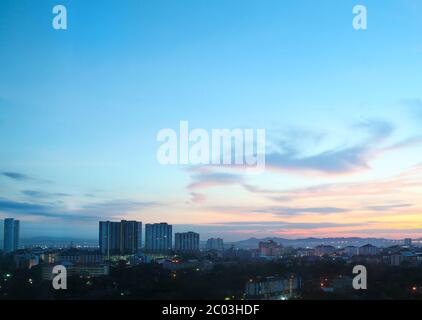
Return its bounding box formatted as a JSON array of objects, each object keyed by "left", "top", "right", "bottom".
[
  {"left": 1, "top": 1, "right": 422, "bottom": 241},
  {"left": 0, "top": 217, "right": 419, "bottom": 249}
]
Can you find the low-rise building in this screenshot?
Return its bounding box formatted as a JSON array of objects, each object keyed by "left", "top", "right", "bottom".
[
  {"left": 342, "top": 246, "right": 358, "bottom": 257},
  {"left": 296, "top": 248, "right": 315, "bottom": 257},
  {"left": 314, "top": 245, "right": 336, "bottom": 256},
  {"left": 55, "top": 249, "right": 103, "bottom": 264},
  {"left": 245, "top": 275, "right": 301, "bottom": 300},
  {"left": 13, "top": 253, "right": 39, "bottom": 269},
  {"left": 41, "top": 262, "right": 109, "bottom": 280},
  {"left": 358, "top": 244, "right": 378, "bottom": 256},
  {"left": 320, "top": 275, "right": 353, "bottom": 293}
]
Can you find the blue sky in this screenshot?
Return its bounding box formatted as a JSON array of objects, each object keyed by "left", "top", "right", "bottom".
[{"left": 0, "top": 0, "right": 422, "bottom": 241}]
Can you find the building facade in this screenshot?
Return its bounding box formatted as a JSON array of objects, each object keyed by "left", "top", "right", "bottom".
[
  {"left": 14, "top": 253, "right": 39, "bottom": 269},
  {"left": 314, "top": 245, "right": 336, "bottom": 256},
  {"left": 55, "top": 249, "right": 104, "bottom": 264},
  {"left": 258, "top": 240, "right": 282, "bottom": 257},
  {"left": 3, "top": 218, "right": 20, "bottom": 253},
  {"left": 342, "top": 246, "right": 358, "bottom": 257},
  {"left": 120, "top": 220, "right": 143, "bottom": 254},
  {"left": 99, "top": 220, "right": 142, "bottom": 257},
  {"left": 145, "top": 223, "right": 172, "bottom": 253},
  {"left": 358, "top": 244, "right": 378, "bottom": 256},
  {"left": 175, "top": 232, "right": 199, "bottom": 253},
  {"left": 245, "top": 275, "right": 301, "bottom": 300},
  {"left": 41, "top": 263, "right": 109, "bottom": 280},
  {"left": 404, "top": 238, "right": 412, "bottom": 247},
  {"left": 205, "top": 238, "right": 224, "bottom": 251}
]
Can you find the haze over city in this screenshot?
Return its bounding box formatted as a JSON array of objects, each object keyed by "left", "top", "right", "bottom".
[{"left": 1, "top": 0, "right": 422, "bottom": 241}]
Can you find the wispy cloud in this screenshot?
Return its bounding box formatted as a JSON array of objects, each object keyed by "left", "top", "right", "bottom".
[
  {"left": 364, "top": 203, "right": 412, "bottom": 212},
  {"left": 266, "top": 145, "right": 371, "bottom": 175},
  {"left": 201, "top": 221, "right": 364, "bottom": 229},
  {"left": 381, "top": 136, "right": 422, "bottom": 152},
  {"left": 2, "top": 172, "right": 34, "bottom": 181},
  {"left": 2, "top": 172, "right": 52, "bottom": 183},
  {"left": 0, "top": 199, "right": 97, "bottom": 221},
  {"left": 0, "top": 198, "right": 160, "bottom": 222},
  {"left": 175, "top": 221, "right": 366, "bottom": 233},
  {"left": 22, "top": 190, "right": 71, "bottom": 199},
  {"left": 238, "top": 163, "right": 422, "bottom": 210},
  {"left": 186, "top": 170, "right": 245, "bottom": 203},
  {"left": 265, "top": 119, "right": 395, "bottom": 175},
  {"left": 79, "top": 199, "right": 159, "bottom": 214},
  {"left": 183, "top": 120, "right": 422, "bottom": 204},
  {"left": 187, "top": 172, "right": 244, "bottom": 190},
  {"left": 354, "top": 119, "right": 394, "bottom": 144},
  {"left": 189, "top": 192, "right": 207, "bottom": 204},
  {"left": 253, "top": 206, "right": 350, "bottom": 216}
]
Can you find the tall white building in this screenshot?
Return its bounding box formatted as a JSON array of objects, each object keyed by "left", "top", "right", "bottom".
[{"left": 3, "top": 218, "right": 20, "bottom": 253}]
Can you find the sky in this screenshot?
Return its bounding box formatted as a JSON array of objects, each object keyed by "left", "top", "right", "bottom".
[{"left": 0, "top": 0, "right": 422, "bottom": 241}]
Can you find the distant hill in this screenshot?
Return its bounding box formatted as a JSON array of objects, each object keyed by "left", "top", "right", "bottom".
[
  {"left": 1, "top": 236, "right": 418, "bottom": 250},
  {"left": 233, "top": 237, "right": 404, "bottom": 249}
]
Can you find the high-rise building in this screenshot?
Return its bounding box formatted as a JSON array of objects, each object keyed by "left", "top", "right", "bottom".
[
  {"left": 145, "top": 223, "right": 172, "bottom": 253},
  {"left": 175, "top": 232, "right": 199, "bottom": 253},
  {"left": 404, "top": 238, "right": 412, "bottom": 247},
  {"left": 205, "top": 238, "right": 224, "bottom": 251},
  {"left": 99, "top": 220, "right": 142, "bottom": 258},
  {"left": 259, "top": 240, "right": 282, "bottom": 257},
  {"left": 120, "top": 220, "right": 143, "bottom": 254},
  {"left": 99, "top": 221, "right": 120, "bottom": 257},
  {"left": 3, "top": 218, "right": 19, "bottom": 253}
]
